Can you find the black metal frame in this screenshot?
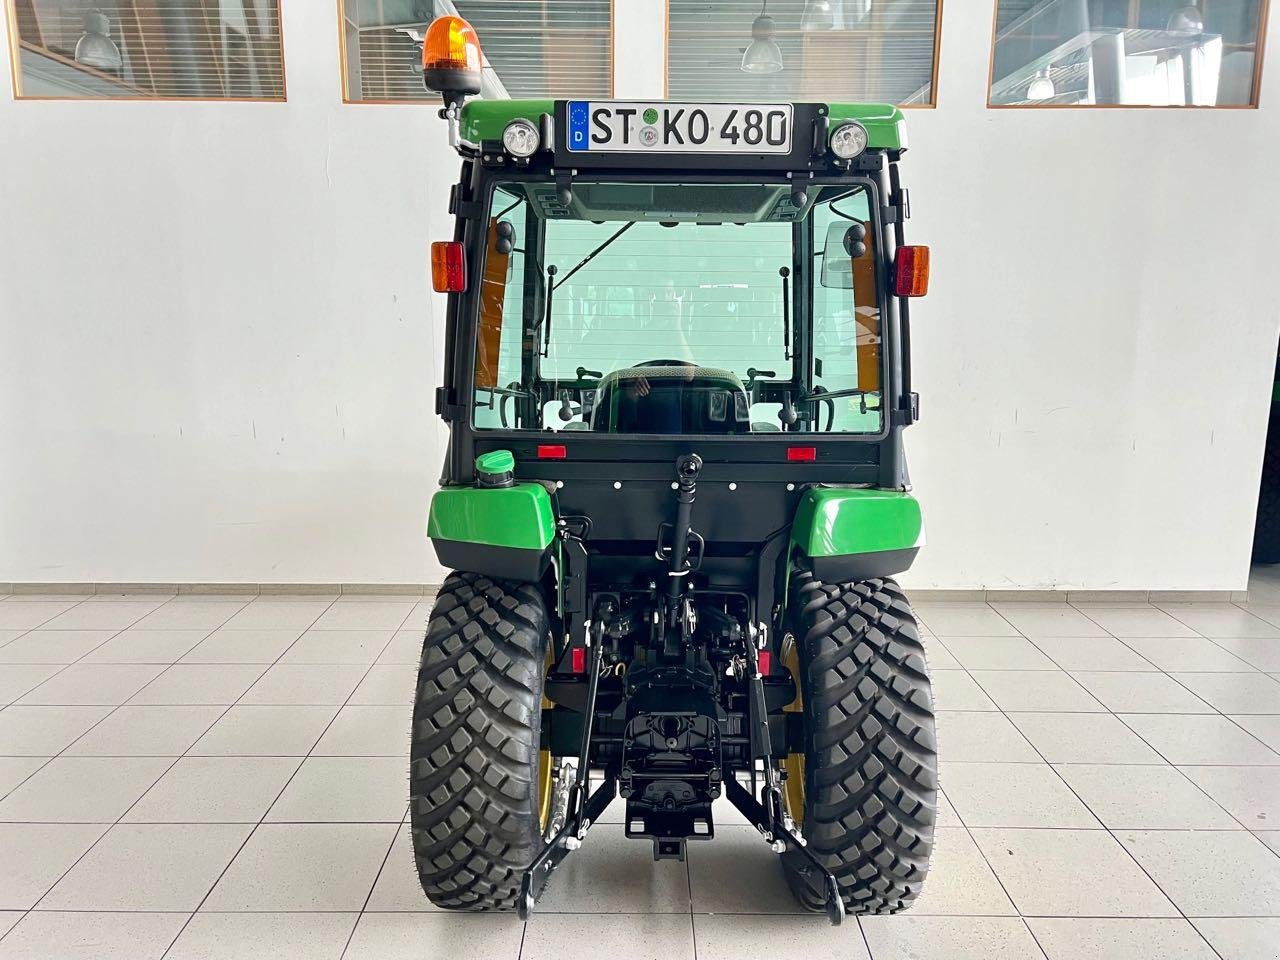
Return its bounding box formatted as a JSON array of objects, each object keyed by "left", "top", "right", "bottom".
[
  {"left": 437, "top": 142, "right": 913, "bottom": 492},
  {"left": 432, "top": 103, "right": 919, "bottom": 925}
]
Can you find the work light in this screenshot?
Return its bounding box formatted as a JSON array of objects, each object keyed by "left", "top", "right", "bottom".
[
  {"left": 503, "top": 120, "right": 541, "bottom": 158},
  {"left": 829, "top": 122, "right": 869, "bottom": 160}
]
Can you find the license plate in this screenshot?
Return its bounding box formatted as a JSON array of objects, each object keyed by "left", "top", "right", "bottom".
[{"left": 566, "top": 101, "right": 793, "bottom": 154}]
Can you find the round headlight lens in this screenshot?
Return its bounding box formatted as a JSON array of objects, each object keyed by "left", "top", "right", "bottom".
[
  {"left": 829, "top": 122, "right": 869, "bottom": 160},
  {"left": 502, "top": 120, "right": 541, "bottom": 158}
]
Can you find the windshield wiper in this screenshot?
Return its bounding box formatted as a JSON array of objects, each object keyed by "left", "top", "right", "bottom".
[
  {"left": 552, "top": 222, "right": 636, "bottom": 291},
  {"left": 542, "top": 221, "right": 637, "bottom": 358}
]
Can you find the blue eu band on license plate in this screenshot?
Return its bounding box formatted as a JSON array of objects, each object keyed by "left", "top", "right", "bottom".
[{"left": 567, "top": 102, "right": 793, "bottom": 154}]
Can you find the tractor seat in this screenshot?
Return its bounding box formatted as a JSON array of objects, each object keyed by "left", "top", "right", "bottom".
[{"left": 592, "top": 362, "right": 751, "bottom": 435}]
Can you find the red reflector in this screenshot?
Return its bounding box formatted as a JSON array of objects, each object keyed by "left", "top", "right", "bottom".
[
  {"left": 787, "top": 446, "right": 817, "bottom": 462},
  {"left": 570, "top": 647, "right": 586, "bottom": 673},
  {"left": 758, "top": 650, "right": 772, "bottom": 676},
  {"left": 894, "top": 245, "right": 931, "bottom": 298},
  {"left": 537, "top": 444, "right": 567, "bottom": 460},
  {"left": 431, "top": 241, "right": 466, "bottom": 293}
]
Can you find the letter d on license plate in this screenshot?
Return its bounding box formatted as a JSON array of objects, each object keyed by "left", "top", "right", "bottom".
[{"left": 567, "top": 102, "right": 792, "bottom": 154}]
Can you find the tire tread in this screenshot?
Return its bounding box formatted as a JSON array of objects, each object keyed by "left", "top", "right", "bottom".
[
  {"left": 783, "top": 572, "right": 937, "bottom": 915},
  {"left": 409, "top": 571, "right": 547, "bottom": 911}
]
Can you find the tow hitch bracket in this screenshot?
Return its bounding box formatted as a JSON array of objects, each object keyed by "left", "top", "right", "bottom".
[
  {"left": 727, "top": 635, "right": 846, "bottom": 926},
  {"left": 519, "top": 637, "right": 614, "bottom": 920}
]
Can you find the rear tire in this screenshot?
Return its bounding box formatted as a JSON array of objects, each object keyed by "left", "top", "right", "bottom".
[
  {"left": 781, "top": 572, "right": 937, "bottom": 915},
  {"left": 409, "top": 571, "right": 549, "bottom": 911}
]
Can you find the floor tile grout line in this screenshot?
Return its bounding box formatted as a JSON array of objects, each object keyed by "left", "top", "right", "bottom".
[
  {"left": 254, "top": 610, "right": 409, "bottom": 958},
  {"left": 16, "top": 595, "right": 348, "bottom": 914},
  {"left": 853, "top": 913, "right": 878, "bottom": 960},
  {"left": 980, "top": 614, "right": 1241, "bottom": 936},
  {"left": 0, "top": 595, "right": 94, "bottom": 639},
  {"left": 11, "top": 907, "right": 1280, "bottom": 918},
  {"left": 1015, "top": 915, "right": 1055, "bottom": 960},
  {"left": 6, "top": 595, "right": 1277, "bottom": 946},
  {"left": 156, "top": 593, "right": 351, "bottom": 959},
  {"left": 0, "top": 593, "right": 341, "bottom": 951},
  {"left": 1158, "top": 601, "right": 1280, "bottom": 644},
  {"left": 337, "top": 807, "right": 410, "bottom": 960},
  {"left": 939, "top": 610, "right": 1209, "bottom": 931},
  {"left": 953, "top": 637, "right": 1108, "bottom": 713},
  {"left": 927, "top": 739, "right": 1050, "bottom": 944},
  {"left": 1105, "top": 711, "right": 1280, "bottom": 837},
  {"left": 0, "top": 612, "right": 192, "bottom": 810},
  {"left": 1098, "top": 645, "right": 1280, "bottom": 760}
]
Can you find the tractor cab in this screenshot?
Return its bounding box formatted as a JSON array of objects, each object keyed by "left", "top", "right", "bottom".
[{"left": 410, "top": 15, "right": 937, "bottom": 929}]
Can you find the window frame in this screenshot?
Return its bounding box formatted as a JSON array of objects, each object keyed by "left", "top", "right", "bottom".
[
  {"left": 986, "top": 0, "right": 1272, "bottom": 109},
  {"left": 467, "top": 171, "right": 893, "bottom": 442},
  {"left": 5, "top": 0, "right": 288, "bottom": 102},
  {"left": 661, "top": 0, "right": 947, "bottom": 109},
  {"left": 337, "top": 0, "right": 617, "bottom": 106}
]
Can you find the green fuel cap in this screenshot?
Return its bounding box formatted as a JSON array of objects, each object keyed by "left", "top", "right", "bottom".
[{"left": 475, "top": 449, "right": 516, "bottom": 488}]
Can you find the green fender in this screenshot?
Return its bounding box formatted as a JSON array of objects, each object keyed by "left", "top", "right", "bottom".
[
  {"left": 428, "top": 482, "right": 556, "bottom": 582},
  {"left": 791, "top": 487, "right": 924, "bottom": 582}
]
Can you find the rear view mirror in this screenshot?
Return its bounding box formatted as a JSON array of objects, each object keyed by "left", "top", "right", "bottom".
[
  {"left": 843, "top": 222, "right": 867, "bottom": 258},
  {"left": 819, "top": 220, "right": 872, "bottom": 288},
  {"left": 495, "top": 220, "right": 516, "bottom": 255}
]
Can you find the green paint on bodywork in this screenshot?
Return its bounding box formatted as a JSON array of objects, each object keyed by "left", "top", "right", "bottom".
[
  {"left": 461, "top": 99, "right": 554, "bottom": 144},
  {"left": 459, "top": 100, "right": 907, "bottom": 151},
  {"left": 825, "top": 103, "right": 907, "bottom": 151},
  {"left": 792, "top": 488, "right": 924, "bottom": 558},
  {"left": 428, "top": 483, "right": 555, "bottom": 551}
]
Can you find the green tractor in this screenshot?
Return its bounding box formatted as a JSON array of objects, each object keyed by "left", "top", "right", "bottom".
[{"left": 411, "top": 15, "right": 937, "bottom": 925}]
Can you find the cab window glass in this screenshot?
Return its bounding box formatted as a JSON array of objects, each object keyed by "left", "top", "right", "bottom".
[{"left": 471, "top": 180, "right": 883, "bottom": 437}]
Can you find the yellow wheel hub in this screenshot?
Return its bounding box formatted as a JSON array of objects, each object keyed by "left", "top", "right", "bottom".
[
  {"left": 781, "top": 637, "right": 806, "bottom": 826},
  {"left": 538, "top": 647, "right": 555, "bottom": 832},
  {"left": 537, "top": 748, "right": 553, "bottom": 831}
]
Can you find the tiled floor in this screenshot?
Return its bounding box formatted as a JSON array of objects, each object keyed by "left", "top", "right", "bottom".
[{"left": 2, "top": 577, "right": 1280, "bottom": 960}]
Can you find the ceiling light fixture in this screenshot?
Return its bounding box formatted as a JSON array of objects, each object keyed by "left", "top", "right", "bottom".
[
  {"left": 801, "top": 0, "right": 835, "bottom": 32},
  {"left": 1167, "top": 4, "right": 1205, "bottom": 34},
  {"left": 1027, "top": 65, "right": 1056, "bottom": 101},
  {"left": 74, "top": 10, "right": 122, "bottom": 71},
  {"left": 741, "top": 0, "right": 783, "bottom": 74}
]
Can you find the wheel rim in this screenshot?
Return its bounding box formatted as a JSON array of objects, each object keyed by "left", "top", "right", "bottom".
[
  {"left": 537, "top": 749, "right": 553, "bottom": 831},
  {"left": 781, "top": 636, "right": 806, "bottom": 826},
  {"left": 538, "top": 647, "right": 554, "bottom": 831}
]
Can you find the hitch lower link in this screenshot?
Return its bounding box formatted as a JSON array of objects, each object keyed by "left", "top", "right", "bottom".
[
  {"left": 725, "top": 632, "right": 847, "bottom": 926},
  {"left": 519, "top": 639, "right": 613, "bottom": 920}
]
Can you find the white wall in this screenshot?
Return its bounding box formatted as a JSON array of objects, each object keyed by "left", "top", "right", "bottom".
[{"left": 1, "top": 1, "right": 1277, "bottom": 590}]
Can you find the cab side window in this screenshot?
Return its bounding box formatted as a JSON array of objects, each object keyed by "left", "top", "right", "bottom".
[{"left": 812, "top": 190, "right": 882, "bottom": 434}]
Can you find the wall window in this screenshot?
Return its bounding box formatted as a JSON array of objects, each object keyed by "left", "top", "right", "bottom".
[
  {"left": 990, "top": 0, "right": 1268, "bottom": 106},
  {"left": 340, "top": 0, "right": 612, "bottom": 103},
  {"left": 7, "top": 0, "right": 285, "bottom": 100},
  {"left": 666, "top": 0, "right": 942, "bottom": 106}
]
